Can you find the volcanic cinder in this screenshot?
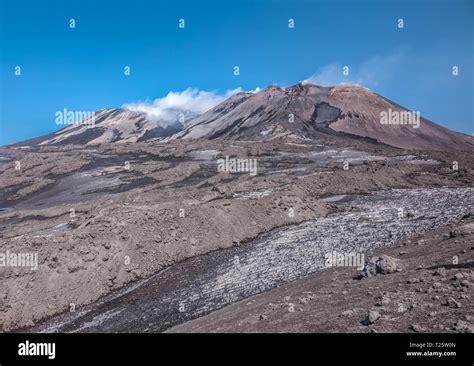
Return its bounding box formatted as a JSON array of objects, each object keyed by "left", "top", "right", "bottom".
[{"left": 0, "top": 83, "right": 472, "bottom": 333}]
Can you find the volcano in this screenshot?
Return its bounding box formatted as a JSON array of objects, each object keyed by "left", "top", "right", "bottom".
[
  {"left": 9, "top": 83, "right": 473, "bottom": 152},
  {"left": 174, "top": 83, "right": 473, "bottom": 151},
  {"left": 9, "top": 108, "right": 191, "bottom": 147}
]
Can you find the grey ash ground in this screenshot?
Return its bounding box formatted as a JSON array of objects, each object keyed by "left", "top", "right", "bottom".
[
  {"left": 169, "top": 215, "right": 474, "bottom": 333},
  {"left": 0, "top": 84, "right": 473, "bottom": 333}
]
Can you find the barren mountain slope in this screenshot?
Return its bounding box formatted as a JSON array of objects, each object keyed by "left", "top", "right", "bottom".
[
  {"left": 167, "top": 216, "right": 474, "bottom": 334},
  {"left": 9, "top": 108, "right": 189, "bottom": 147},
  {"left": 9, "top": 83, "right": 473, "bottom": 152},
  {"left": 176, "top": 83, "right": 473, "bottom": 151}
]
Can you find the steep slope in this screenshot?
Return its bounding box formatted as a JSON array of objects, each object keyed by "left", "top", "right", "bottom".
[
  {"left": 10, "top": 108, "right": 191, "bottom": 146},
  {"left": 10, "top": 83, "right": 473, "bottom": 151},
  {"left": 175, "top": 83, "right": 473, "bottom": 151},
  {"left": 327, "top": 85, "right": 473, "bottom": 152},
  {"left": 173, "top": 89, "right": 286, "bottom": 140}
]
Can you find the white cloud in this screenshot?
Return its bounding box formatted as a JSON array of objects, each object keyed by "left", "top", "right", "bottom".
[
  {"left": 123, "top": 87, "right": 257, "bottom": 125},
  {"left": 248, "top": 87, "right": 261, "bottom": 93},
  {"left": 303, "top": 51, "right": 404, "bottom": 89}
]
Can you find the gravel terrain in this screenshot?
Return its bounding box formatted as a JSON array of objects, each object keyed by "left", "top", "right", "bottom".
[
  {"left": 1, "top": 137, "right": 472, "bottom": 332},
  {"left": 25, "top": 188, "right": 473, "bottom": 333},
  {"left": 169, "top": 216, "right": 474, "bottom": 333}
]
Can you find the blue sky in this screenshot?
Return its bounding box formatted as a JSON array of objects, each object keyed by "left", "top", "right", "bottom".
[{"left": 0, "top": 0, "right": 473, "bottom": 145}]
